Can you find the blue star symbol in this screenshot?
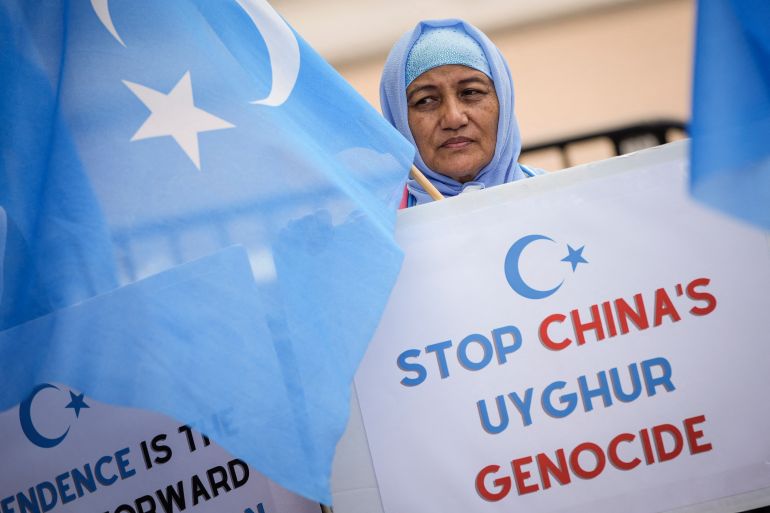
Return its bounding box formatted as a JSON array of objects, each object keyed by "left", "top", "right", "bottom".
[
  {"left": 65, "top": 391, "right": 89, "bottom": 418},
  {"left": 562, "top": 244, "right": 588, "bottom": 272}
]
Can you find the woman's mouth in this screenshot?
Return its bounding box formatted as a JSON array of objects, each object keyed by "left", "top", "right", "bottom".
[{"left": 441, "top": 137, "right": 473, "bottom": 149}]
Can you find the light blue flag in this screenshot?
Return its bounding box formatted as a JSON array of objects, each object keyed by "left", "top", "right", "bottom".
[
  {"left": 690, "top": 0, "right": 770, "bottom": 229},
  {"left": 0, "top": 0, "right": 413, "bottom": 504}
]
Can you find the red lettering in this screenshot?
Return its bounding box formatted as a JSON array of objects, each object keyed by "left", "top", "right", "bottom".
[
  {"left": 475, "top": 415, "right": 710, "bottom": 502},
  {"left": 687, "top": 278, "right": 717, "bottom": 316},
  {"left": 602, "top": 300, "right": 618, "bottom": 337},
  {"left": 653, "top": 288, "right": 682, "bottom": 326},
  {"left": 571, "top": 304, "right": 605, "bottom": 345},
  {"left": 511, "top": 456, "right": 539, "bottom": 495},
  {"left": 639, "top": 428, "right": 655, "bottom": 464},
  {"left": 539, "top": 314, "right": 571, "bottom": 350},
  {"left": 608, "top": 433, "right": 640, "bottom": 470},
  {"left": 536, "top": 449, "right": 571, "bottom": 489},
  {"left": 569, "top": 442, "right": 606, "bottom": 479},
  {"left": 684, "top": 415, "right": 713, "bottom": 454},
  {"left": 652, "top": 424, "right": 684, "bottom": 462},
  {"left": 615, "top": 293, "right": 649, "bottom": 334},
  {"left": 475, "top": 465, "right": 512, "bottom": 502}
]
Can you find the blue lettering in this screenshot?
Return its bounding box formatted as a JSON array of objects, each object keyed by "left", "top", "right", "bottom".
[
  {"left": 457, "top": 334, "right": 493, "bottom": 371},
  {"left": 642, "top": 357, "right": 675, "bottom": 396},
  {"left": 425, "top": 341, "right": 452, "bottom": 379},
  {"left": 542, "top": 381, "right": 577, "bottom": 418},
  {"left": 95, "top": 456, "right": 117, "bottom": 486},
  {"left": 115, "top": 448, "right": 136, "bottom": 480},
  {"left": 34, "top": 482, "right": 56, "bottom": 513},
  {"left": 54, "top": 473, "right": 76, "bottom": 504},
  {"left": 610, "top": 364, "right": 642, "bottom": 402},
  {"left": 578, "top": 371, "right": 613, "bottom": 412},
  {"left": 477, "top": 396, "right": 509, "bottom": 434},
  {"left": 71, "top": 466, "right": 96, "bottom": 497},
  {"left": 508, "top": 388, "right": 534, "bottom": 427},
  {"left": 492, "top": 326, "right": 522, "bottom": 364},
  {"left": 397, "top": 349, "right": 427, "bottom": 387},
  {"left": 16, "top": 488, "right": 38, "bottom": 513},
  {"left": 1, "top": 495, "right": 16, "bottom": 513}
]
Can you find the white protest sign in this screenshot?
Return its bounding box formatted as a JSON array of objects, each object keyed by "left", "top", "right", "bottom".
[
  {"left": 0, "top": 387, "right": 319, "bottom": 513},
  {"left": 350, "top": 141, "right": 770, "bottom": 513}
]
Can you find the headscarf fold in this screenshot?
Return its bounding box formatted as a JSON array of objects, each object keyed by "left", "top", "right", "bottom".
[{"left": 380, "top": 19, "right": 530, "bottom": 205}]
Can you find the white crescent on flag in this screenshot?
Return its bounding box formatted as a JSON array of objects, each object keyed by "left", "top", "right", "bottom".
[
  {"left": 89, "top": 0, "right": 126, "bottom": 47},
  {"left": 89, "top": 0, "right": 300, "bottom": 107},
  {"left": 235, "top": 0, "right": 301, "bottom": 107}
]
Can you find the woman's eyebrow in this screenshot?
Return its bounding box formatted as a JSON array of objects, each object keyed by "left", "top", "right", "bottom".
[
  {"left": 457, "top": 76, "right": 490, "bottom": 86},
  {"left": 406, "top": 84, "right": 437, "bottom": 101}
]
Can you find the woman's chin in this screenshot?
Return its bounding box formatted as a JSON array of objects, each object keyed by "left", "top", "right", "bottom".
[{"left": 432, "top": 159, "right": 486, "bottom": 183}]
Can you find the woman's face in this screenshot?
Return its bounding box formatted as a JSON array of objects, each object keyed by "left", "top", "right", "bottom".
[{"left": 406, "top": 64, "right": 499, "bottom": 183}]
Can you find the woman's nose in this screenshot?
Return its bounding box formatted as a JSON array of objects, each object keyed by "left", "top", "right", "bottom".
[{"left": 440, "top": 97, "right": 468, "bottom": 130}]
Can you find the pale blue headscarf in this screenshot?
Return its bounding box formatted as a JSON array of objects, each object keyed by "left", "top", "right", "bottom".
[
  {"left": 405, "top": 25, "right": 491, "bottom": 85},
  {"left": 381, "top": 19, "right": 539, "bottom": 205}
]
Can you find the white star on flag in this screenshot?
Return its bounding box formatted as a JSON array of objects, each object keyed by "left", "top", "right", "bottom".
[{"left": 123, "top": 71, "right": 234, "bottom": 170}]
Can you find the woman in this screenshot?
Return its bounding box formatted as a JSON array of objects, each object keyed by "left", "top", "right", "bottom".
[{"left": 380, "top": 19, "right": 543, "bottom": 207}]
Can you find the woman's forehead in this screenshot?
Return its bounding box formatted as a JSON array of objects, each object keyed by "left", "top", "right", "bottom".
[{"left": 407, "top": 64, "right": 492, "bottom": 92}]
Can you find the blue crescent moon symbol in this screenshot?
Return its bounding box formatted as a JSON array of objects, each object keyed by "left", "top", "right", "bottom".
[
  {"left": 19, "top": 384, "right": 70, "bottom": 449},
  {"left": 504, "top": 234, "right": 563, "bottom": 299}
]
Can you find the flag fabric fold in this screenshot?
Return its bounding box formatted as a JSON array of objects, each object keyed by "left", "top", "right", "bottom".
[
  {"left": 0, "top": 0, "right": 413, "bottom": 503},
  {"left": 0, "top": 246, "right": 305, "bottom": 473},
  {"left": 690, "top": 0, "right": 770, "bottom": 229}
]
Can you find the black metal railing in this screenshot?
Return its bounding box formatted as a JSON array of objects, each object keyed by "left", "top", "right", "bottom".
[{"left": 521, "top": 119, "right": 688, "bottom": 169}]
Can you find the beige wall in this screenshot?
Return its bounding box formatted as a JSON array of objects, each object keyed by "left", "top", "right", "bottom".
[{"left": 335, "top": 0, "right": 694, "bottom": 168}]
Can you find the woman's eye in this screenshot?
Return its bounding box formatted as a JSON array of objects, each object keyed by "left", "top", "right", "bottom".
[
  {"left": 462, "top": 88, "right": 483, "bottom": 98},
  {"left": 413, "top": 96, "right": 436, "bottom": 107}
]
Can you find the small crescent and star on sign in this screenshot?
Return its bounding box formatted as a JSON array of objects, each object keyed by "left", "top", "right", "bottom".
[
  {"left": 504, "top": 234, "right": 588, "bottom": 299},
  {"left": 19, "top": 384, "right": 90, "bottom": 449},
  {"left": 89, "top": 0, "right": 300, "bottom": 170}
]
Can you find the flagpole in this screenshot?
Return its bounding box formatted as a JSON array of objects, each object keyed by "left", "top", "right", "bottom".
[{"left": 410, "top": 165, "right": 444, "bottom": 201}]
